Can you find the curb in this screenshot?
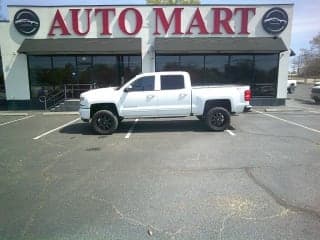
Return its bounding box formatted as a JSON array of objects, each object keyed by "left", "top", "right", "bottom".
[
  {"left": 264, "top": 108, "right": 303, "bottom": 113},
  {"left": 42, "top": 112, "right": 79, "bottom": 115},
  {"left": 0, "top": 112, "right": 29, "bottom": 116}
]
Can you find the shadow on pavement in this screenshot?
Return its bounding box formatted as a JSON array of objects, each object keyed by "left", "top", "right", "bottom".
[{"left": 59, "top": 119, "right": 231, "bottom": 135}]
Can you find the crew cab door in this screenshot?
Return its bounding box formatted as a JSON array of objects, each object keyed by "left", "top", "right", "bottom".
[
  {"left": 119, "top": 75, "right": 158, "bottom": 117},
  {"left": 157, "top": 74, "right": 191, "bottom": 116}
]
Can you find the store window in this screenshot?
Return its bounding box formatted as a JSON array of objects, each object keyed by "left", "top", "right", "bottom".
[
  {"left": 28, "top": 56, "right": 53, "bottom": 99},
  {"left": 227, "top": 55, "right": 254, "bottom": 85},
  {"left": 93, "top": 56, "right": 118, "bottom": 87},
  {"left": 76, "top": 56, "right": 92, "bottom": 85},
  {"left": 204, "top": 55, "right": 229, "bottom": 85},
  {"left": 253, "top": 55, "right": 278, "bottom": 97},
  {"left": 122, "top": 56, "right": 142, "bottom": 84},
  {"left": 28, "top": 55, "right": 142, "bottom": 100},
  {"left": 156, "top": 54, "right": 279, "bottom": 97},
  {"left": 179, "top": 56, "right": 204, "bottom": 85},
  {"left": 156, "top": 56, "right": 180, "bottom": 71},
  {"left": 52, "top": 56, "right": 76, "bottom": 86}
]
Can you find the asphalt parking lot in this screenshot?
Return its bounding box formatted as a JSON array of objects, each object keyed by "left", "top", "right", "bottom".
[{"left": 0, "top": 84, "right": 320, "bottom": 240}]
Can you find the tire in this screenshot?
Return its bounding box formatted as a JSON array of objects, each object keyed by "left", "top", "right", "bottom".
[
  {"left": 205, "top": 107, "right": 230, "bottom": 131},
  {"left": 92, "top": 110, "right": 118, "bottom": 135},
  {"left": 315, "top": 99, "right": 320, "bottom": 105}
]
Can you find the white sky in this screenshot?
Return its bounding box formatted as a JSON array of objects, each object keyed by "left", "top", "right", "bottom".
[{"left": 1, "top": 0, "right": 320, "bottom": 54}]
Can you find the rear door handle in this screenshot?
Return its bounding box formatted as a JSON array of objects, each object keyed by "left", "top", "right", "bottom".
[
  {"left": 147, "top": 95, "right": 155, "bottom": 99},
  {"left": 180, "top": 93, "right": 187, "bottom": 97}
]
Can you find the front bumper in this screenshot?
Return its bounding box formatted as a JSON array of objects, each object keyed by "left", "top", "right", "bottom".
[{"left": 79, "top": 107, "right": 90, "bottom": 121}]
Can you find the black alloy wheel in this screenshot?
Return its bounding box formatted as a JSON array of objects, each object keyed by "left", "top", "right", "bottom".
[
  {"left": 92, "top": 110, "right": 118, "bottom": 134},
  {"left": 205, "top": 107, "right": 230, "bottom": 131}
]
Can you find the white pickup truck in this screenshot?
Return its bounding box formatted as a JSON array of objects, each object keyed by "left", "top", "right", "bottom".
[{"left": 79, "top": 71, "right": 251, "bottom": 134}]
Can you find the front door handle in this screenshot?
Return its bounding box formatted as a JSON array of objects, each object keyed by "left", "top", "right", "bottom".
[
  {"left": 147, "top": 95, "right": 155, "bottom": 99},
  {"left": 180, "top": 93, "right": 187, "bottom": 97}
]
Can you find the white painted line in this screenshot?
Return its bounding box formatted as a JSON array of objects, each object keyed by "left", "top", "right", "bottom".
[
  {"left": 308, "top": 110, "right": 320, "bottom": 114},
  {"left": 255, "top": 110, "right": 320, "bottom": 134},
  {"left": 125, "top": 119, "right": 139, "bottom": 139},
  {"left": 226, "top": 130, "right": 236, "bottom": 136},
  {"left": 0, "top": 115, "right": 34, "bottom": 126},
  {"left": 43, "top": 112, "right": 79, "bottom": 115},
  {"left": 33, "top": 118, "right": 80, "bottom": 140}
]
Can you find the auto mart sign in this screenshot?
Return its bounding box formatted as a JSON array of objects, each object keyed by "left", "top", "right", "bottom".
[{"left": 47, "top": 7, "right": 258, "bottom": 36}]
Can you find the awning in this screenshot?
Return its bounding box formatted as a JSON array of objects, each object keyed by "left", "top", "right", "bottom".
[
  {"left": 18, "top": 38, "right": 141, "bottom": 55},
  {"left": 155, "top": 37, "right": 288, "bottom": 54}
]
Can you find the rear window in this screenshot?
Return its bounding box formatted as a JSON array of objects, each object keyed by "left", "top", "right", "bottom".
[{"left": 161, "top": 75, "right": 185, "bottom": 90}]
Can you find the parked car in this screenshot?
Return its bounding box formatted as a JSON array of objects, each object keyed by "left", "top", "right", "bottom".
[
  {"left": 287, "top": 79, "right": 297, "bottom": 94},
  {"left": 79, "top": 71, "right": 251, "bottom": 134},
  {"left": 311, "top": 82, "right": 320, "bottom": 104}
]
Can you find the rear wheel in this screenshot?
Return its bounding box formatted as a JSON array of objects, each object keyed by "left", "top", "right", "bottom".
[
  {"left": 92, "top": 110, "right": 118, "bottom": 134},
  {"left": 205, "top": 107, "right": 230, "bottom": 131}
]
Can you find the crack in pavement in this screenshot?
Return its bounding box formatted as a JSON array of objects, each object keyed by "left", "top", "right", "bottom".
[
  {"left": 21, "top": 141, "right": 82, "bottom": 238},
  {"left": 90, "top": 195, "right": 185, "bottom": 239},
  {"left": 245, "top": 167, "right": 320, "bottom": 220},
  {"left": 165, "top": 163, "right": 319, "bottom": 174},
  {"left": 219, "top": 213, "right": 234, "bottom": 240}
]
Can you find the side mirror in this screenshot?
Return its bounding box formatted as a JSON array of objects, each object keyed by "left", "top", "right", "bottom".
[{"left": 124, "top": 85, "right": 133, "bottom": 92}]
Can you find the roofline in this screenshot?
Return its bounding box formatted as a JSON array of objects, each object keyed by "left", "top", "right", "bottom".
[{"left": 7, "top": 3, "right": 294, "bottom": 8}]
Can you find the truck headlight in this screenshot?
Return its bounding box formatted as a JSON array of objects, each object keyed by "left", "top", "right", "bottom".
[{"left": 80, "top": 96, "right": 88, "bottom": 107}]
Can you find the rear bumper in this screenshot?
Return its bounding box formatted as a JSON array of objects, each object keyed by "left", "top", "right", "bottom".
[{"left": 79, "top": 107, "right": 90, "bottom": 121}]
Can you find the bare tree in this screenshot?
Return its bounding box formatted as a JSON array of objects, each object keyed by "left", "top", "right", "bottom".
[{"left": 294, "top": 33, "right": 320, "bottom": 78}]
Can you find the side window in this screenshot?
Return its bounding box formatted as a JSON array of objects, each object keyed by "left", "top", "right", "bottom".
[
  {"left": 161, "top": 75, "right": 185, "bottom": 90},
  {"left": 130, "top": 76, "right": 155, "bottom": 91}
]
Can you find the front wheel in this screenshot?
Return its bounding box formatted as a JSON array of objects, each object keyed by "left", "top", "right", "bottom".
[
  {"left": 205, "top": 107, "right": 230, "bottom": 131},
  {"left": 92, "top": 110, "right": 118, "bottom": 134}
]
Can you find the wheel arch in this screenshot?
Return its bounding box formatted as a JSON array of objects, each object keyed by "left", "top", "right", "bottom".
[
  {"left": 90, "top": 103, "right": 119, "bottom": 118},
  {"left": 203, "top": 99, "right": 232, "bottom": 115}
]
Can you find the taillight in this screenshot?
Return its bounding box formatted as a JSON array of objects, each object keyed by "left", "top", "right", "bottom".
[{"left": 244, "top": 89, "right": 251, "bottom": 101}]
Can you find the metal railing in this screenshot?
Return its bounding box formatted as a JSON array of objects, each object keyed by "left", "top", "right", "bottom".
[
  {"left": 64, "top": 83, "right": 96, "bottom": 99},
  {"left": 39, "top": 83, "right": 96, "bottom": 110},
  {"left": 39, "top": 90, "right": 65, "bottom": 110}
]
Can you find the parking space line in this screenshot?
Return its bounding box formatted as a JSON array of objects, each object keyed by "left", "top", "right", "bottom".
[
  {"left": 0, "top": 115, "right": 34, "bottom": 127},
  {"left": 33, "top": 118, "right": 80, "bottom": 140},
  {"left": 125, "top": 119, "right": 139, "bottom": 139},
  {"left": 255, "top": 110, "right": 320, "bottom": 134},
  {"left": 308, "top": 110, "right": 320, "bottom": 114},
  {"left": 226, "top": 130, "right": 236, "bottom": 136}
]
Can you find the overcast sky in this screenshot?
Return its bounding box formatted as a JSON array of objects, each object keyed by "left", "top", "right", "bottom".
[{"left": 1, "top": 0, "right": 320, "bottom": 54}]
